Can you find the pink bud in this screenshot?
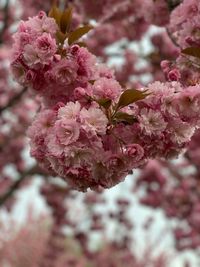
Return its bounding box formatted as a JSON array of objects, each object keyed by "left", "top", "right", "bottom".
[
  {"left": 70, "top": 44, "right": 80, "bottom": 55},
  {"left": 161, "top": 60, "right": 171, "bottom": 72},
  {"left": 167, "top": 68, "right": 181, "bottom": 81},
  {"left": 38, "top": 11, "right": 46, "bottom": 19},
  {"left": 74, "top": 87, "right": 86, "bottom": 100}
]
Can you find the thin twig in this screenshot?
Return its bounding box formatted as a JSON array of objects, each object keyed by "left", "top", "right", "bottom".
[
  {"left": 0, "top": 87, "right": 27, "bottom": 115},
  {"left": 167, "top": 0, "right": 183, "bottom": 12},
  {"left": 0, "top": 0, "right": 10, "bottom": 44},
  {"left": 166, "top": 28, "right": 180, "bottom": 48},
  {"left": 0, "top": 166, "right": 42, "bottom": 207}
]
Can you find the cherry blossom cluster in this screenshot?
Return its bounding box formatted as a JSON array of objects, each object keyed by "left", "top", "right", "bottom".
[
  {"left": 11, "top": 10, "right": 200, "bottom": 191},
  {"left": 11, "top": 11, "right": 103, "bottom": 107},
  {"left": 27, "top": 80, "right": 200, "bottom": 191},
  {"left": 162, "top": 0, "right": 200, "bottom": 86},
  {"left": 169, "top": 0, "right": 200, "bottom": 48}
]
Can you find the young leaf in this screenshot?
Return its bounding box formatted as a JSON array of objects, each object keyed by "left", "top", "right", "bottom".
[
  {"left": 114, "top": 112, "right": 137, "bottom": 124},
  {"left": 182, "top": 47, "right": 200, "bottom": 59},
  {"left": 89, "top": 80, "right": 96, "bottom": 85},
  {"left": 116, "top": 89, "right": 150, "bottom": 109},
  {"left": 60, "top": 6, "right": 73, "bottom": 34},
  {"left": 56, "top": 31, "right": 68, "bottom": 44},
  {"left": 68, "top": 25, "right": 93, "bottom": 45},
  {"left": 48, "top": 5, "right": 62, "bottom": 26},
  {"left": 97, "top": 98, "right": 112, "bottom": 109}
]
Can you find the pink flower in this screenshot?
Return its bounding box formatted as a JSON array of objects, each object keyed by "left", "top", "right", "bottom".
[
  {"left": 13, "top": 32, "right": 33, "bottom": 55},
  {"left": 64, "top": 144, "right": 94, "bottom": 167},
  {"left": 23, "top": 44, "right": 40, "bottom": 65},
  {"left": 52, "top": 59, "right": 78, "bottom": 85},
  {"left": 125, "top": 144, "right": 144, "bottom": 163},
  {"left": 169, "top": 119, "right": 195, "bottom": 144},
  {"left": 46, "top": 133, "right": 64, "bottom": 157},
  {"left": 175, "top": 85, "right": 200, "bottom": 120},
  {"left": 74, "top": 46, "right": 97, "bottom": 79},
  {"left": 167, "top": 69, "right": 181, "bottom": 81},
  {"left": 138, "top": 108, "right": 167, "bottom": 135},
  {"left": 27, "top": 13, "right": 58, "bottom": 36},
  {"left": 35, "top": 33, "right": 57, "bottom": 63},
  {"left": 73, "top": 87, "right": 87, "bottom": 100},
  {"left": 27, "top": 110, "right": 56, "bottom": 138},
  {"left": 58, "top": 101, "right": 81, "bottom": 120},
  {"left": 80, "top": 106, "right": 108, "bottom": 135},
  {"left": 92, "top": 77, "right": 122, "bottom": 101},
  {"left": 104, "top": 154, "right": 126, "bottom": 173},
  {"left": 55, "top": 119, "right": 80, "bottom": 146},
  {"left": 97, "top": 64, "right": 115, "bottom": 79}
]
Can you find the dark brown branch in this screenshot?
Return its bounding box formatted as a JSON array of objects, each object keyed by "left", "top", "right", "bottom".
[
  {"left": 167, "top": 0, "right": 183, "bottom": 12},
  {"left": 0, "top": 0, "right": 10, "bottom": 44},
  {"left": 0, "top": 87, "right": 27, "bottom": 115},
  {"left": 0, "top": 166, "right": 42, "bottom": 207},
  {"left": 166, "top": 28, "right": 180, "bottom": 48}
]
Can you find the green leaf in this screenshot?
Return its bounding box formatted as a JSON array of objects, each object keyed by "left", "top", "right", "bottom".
[
  {"left": 97, "top": 98, "right": 112, "bottom": 109},
  {"left": 181, "top": 47, "right": 200, "bottom": 59},
  {"left": 48, "top": 5, "right": 62, "bottom": 26},
  {"left": 114, "top": 112, "right": 137, "bottom": 124},
  {"left": 68, "top": 25, "right": 93, "bottom": 45},
  {"left": 60, "top": 6, "right": 73, "bottom": 34},
  {"left": 116, "top": 89, "right": 150, "bottom": 109}
]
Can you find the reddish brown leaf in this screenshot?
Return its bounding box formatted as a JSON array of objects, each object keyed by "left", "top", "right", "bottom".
[
  {"left": 116, "top": 89, "right": 150, "bottom": 110},
  {"left": 48, "top": 5, "right": 62, "bottom": 26},
  {"left": 182, "top": 47, "right": 200, "bottom": 59},
  {"left": 60, "top": 6, "right": 73, "bottom": 34},
  {"left": 68, "top": 25, "right": 93, "bottom": 45}
]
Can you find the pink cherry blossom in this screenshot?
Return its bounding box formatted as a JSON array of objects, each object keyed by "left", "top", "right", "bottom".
[
  {"left": 55, "top": 119, "right": 80, "bottom": 146},
  {"left": 58, "top": 101, "right": 81, "bottom": 120},
  {"left": 92, "top": 77, "right": 122, "bottom": 101},
  {"left": 35, "top": 33, "right": 57, "bottom": 63},
  {"left": 80, "top": 106, "right": 108, "bottom": 135},
  {"left": 138, "top": 108, "right": 167, "bottom": 135}
]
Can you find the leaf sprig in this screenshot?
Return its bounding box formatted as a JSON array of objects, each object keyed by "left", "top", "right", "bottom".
[{"left": 96, "top": 89, "right": 150, "bottom": 125}]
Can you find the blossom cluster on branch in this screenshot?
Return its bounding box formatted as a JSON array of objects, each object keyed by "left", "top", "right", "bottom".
[{"left": 10, "top": 4, "right": 200, "bottom": 191}]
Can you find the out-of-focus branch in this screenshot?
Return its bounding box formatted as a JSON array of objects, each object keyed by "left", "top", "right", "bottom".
[
  {"left": 160, "top": 160, "right": 183, "bottom": 181},
  {"left": 166, "top": 28, "right": 180, "bottom": 48},
  {"left": 167, "top": 0, "right": 183, "bottom": 11},
  {"left": 0, "top": 0, "right": 10, "bottom": 44},
  {"left": 0, "top": 87, "right": 27, "bottom": 115},
  {"left": 0, "top": 166, "right": 43, "bottom": 207}
]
